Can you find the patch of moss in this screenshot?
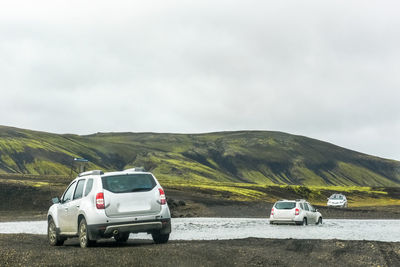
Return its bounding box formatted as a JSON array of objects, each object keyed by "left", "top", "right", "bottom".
[{"left": 25, "top": 160, "right": 71, "bottom": 175}]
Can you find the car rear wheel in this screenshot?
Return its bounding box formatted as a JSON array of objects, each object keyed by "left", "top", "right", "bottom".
[
  {"left": 79, "top": 218, "right": 95, "bottom": 248},
  {"left": 316, "top": 217, "right": 322, "bottom": 225},
  {"left": 152, "top": 231, "right": 169, "bottom": 244},
  {"left": 301, "top": 217, "right": 308, "bottom": 226},
  {"left": 114, "top": 233, "right": 130, "bottom": 243},
  {"left": 48, "top": 218, "right": 65, "bottom": 246}
]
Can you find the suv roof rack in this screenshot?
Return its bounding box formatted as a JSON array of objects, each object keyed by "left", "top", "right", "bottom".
[
  {"left": 124, "top": 167, "right": 146, "bottom": 172},
  {"left": 295, "top": 199, "right": 306, "bottom": 202},
  {"left": 79, "top": 170, "right": 104, "bottom": 177}
]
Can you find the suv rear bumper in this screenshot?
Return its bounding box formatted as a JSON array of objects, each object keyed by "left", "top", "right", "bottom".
[
  {"left": 269, "top": 219, "right": 301, "bottom": 225},
  {"left": 87, "top": 218, "right": 171, "bottom": 240},
  {"left": 327, "top": 203, "right": 346, "bottom": 207}
]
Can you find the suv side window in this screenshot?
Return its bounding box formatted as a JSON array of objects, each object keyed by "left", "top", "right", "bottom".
[
  {"left": 84, "top": 179, "right": 93, "bottom": 196},
  {"left": 299, "top": 203, "right": 304, "bottom": 210},
  {"left": 73, "top": 179, "right": 86, "bottom": 200},
  {"left": 62, "top": 182, "right": 76, "bottom": 203},
  {"left": 304, "top": 203, "right": 309, "bottom": 211},
  {"left": 308, "top": 204, "right": 316, "bottom": 212}
]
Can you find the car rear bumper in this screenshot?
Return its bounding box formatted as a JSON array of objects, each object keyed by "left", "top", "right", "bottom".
[
  {"left": 87, "top": 218, "right": 171, "bottom": 240},
  {"left": 327, "top": 203, "right": 346, "bottom": 207},
  {"left": 269, "top": 219, "right": 302, "bottom": 225}
]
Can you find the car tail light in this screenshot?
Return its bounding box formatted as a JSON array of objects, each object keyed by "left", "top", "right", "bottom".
[
  {"left": 271, "top": 208, "right": 274, "bottom": 216},
  {"left": 159, "top": 188, "right": 166, "bottom": 205},
  {"left": 295, "top": 208, "right": 300, "bottom": 215},
  {"left": 96, "top": 192, "right": 105, "bottom": 209}
]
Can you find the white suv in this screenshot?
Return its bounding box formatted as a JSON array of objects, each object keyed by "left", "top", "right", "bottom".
[
  {"left": 269, "top": 199, "right": 322, "bottom": 225},
  {"left": 327, "top": 193, "right": 348, "bottom": 208},
  {"left": 47, "top": 168, "right": 171, "bottom": 248}
]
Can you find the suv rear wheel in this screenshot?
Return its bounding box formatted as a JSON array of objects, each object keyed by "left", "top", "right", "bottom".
[
  {"left": 79, "top": 218, "right": 95, "bottom": 248},
  {"left": 114, "top": 233, "right": 130, "bottom": 243},
  {"left": 152, "top": 231, "right": 169, "bottom": 244},
  {"left": 301, "top": 217, "right": 308, "bottom": 226}
]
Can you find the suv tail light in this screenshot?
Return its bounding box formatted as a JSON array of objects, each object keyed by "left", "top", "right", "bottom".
[
  {"left": 271, "top": 208, "right": 274, "bottom": 216},
  {"left": 159, "top": 188, "right": 166, "bottom": 205},
  {"left": 295, "top": 208, "right": 300, "bottom": 215},
  {"left": 96, "top": 192, "right": 105, "bottom": 209}
]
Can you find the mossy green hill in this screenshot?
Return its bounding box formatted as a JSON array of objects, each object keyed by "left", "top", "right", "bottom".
[{"left": 0, "top": 125, "right": 399, "bottom": 187}]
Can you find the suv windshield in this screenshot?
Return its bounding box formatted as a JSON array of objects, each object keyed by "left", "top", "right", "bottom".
[
  {"left": 330, "top": 194, "right": 343, "bottom": 200},
  {"left": 275, "top": 202, "right": 296, "bottom": 209},
  {"left": 102, "top": 174, "right": 156, "bottom": 193}
]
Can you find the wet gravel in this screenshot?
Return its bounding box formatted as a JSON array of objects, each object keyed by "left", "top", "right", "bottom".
[{"left": 0, "top": 234, "right": 399, "bottom": 267}]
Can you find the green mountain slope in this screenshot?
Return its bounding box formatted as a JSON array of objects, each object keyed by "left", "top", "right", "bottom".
[{"left": 0, "top": 125, "right": 399, "bottom": 186}]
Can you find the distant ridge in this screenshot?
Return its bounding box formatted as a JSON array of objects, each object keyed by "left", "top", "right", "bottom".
[{"left": 0, "top": 125, "right": 399, "bottom": 186}]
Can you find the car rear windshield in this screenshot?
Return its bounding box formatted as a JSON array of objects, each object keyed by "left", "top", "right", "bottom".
[
  {"left": 102, "top": 174, "right": 156, "bottom": 193},
  {"left": 275, "top": 202, "right": 296, "bottom": 209}
]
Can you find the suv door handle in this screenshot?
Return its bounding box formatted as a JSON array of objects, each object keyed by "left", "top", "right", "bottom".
[{"left": 76, "top": 205, "right": 80, "bottom": 208}]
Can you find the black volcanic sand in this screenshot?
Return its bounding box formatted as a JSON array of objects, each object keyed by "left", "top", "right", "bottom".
[
  {"left": 1, "top": 185, "right": 400, "bottom": 266},
  {"left": 0, "top": 234, "right": 399, "bottom": 267},
  {"left": 1, "top": 186, "right": 400, "bottom": 222}
]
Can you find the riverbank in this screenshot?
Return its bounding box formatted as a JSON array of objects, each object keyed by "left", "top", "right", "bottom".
[
  {"left": 166, "top": 188, "right": 400, "bottom": 219},
  {"left": 1, "top": 177, "right": 399, "bottom": 221},
  {"left": 0, "top": 234, "right": 398, "bottom": 266}
]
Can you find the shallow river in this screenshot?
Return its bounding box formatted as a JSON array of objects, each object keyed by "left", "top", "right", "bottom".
[{"left": 0, "top": 218, "right": 399, "bottom": 242}]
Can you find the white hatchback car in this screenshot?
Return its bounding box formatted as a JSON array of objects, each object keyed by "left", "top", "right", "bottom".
[
  {"left": 269, "top": 199, "right": 322, "bottom": 225},
  {"left": 327, "top": 193, "right": 348, "bottom": 208},
  {"left": 47, "top": 168, "right": 171, "bottom": 247}
]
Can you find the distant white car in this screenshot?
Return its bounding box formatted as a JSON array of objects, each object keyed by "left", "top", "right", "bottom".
[
  {"left": 269, "top": 199, "right": 322, "bottom": 225},
  {"left": 327, "top": 193, "right": 348, "bottom": 208}
]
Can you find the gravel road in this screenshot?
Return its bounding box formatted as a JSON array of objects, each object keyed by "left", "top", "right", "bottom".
[{"left": 0, "top": 234, "right": 399, "bottom": 267}]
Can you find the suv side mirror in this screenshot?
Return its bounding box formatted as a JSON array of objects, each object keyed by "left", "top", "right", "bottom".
[{"left": 52, "top": 197, "right": 60, "bottom": 204}]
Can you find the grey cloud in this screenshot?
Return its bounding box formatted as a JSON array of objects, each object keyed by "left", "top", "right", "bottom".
[{"left": 0, "top": 0, "right": 399, "bottom": 159}]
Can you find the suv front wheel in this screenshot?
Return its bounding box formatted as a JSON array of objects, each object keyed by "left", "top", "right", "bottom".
[{"left": 48, "top": 218, "right": 65, "bottom": 246}]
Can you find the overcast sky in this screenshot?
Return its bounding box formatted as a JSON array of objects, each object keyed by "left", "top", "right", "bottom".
[{"left": 0, "top": 1, "right": 399, "bottom": 160}]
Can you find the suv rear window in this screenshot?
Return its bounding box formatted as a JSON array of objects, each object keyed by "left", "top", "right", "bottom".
[
  {"left": 275, "top": 202, "right": 296, "bottom": 209},
  {"left": 102, "top": 174, "right": 156, "bottom": 193}
]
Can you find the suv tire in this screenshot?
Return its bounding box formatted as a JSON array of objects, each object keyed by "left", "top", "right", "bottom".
[
  {"left": 48, "top": 218, "right": 65, "bottom": 246},
  {"left": 114, "top": 233, "right": 130, "bottom": 243},
  {"left": 152, "top": 232, "right": 169, "bottom": 244},
  {"left": 79, "top": 218, "right": 95, "bottom": 248},
  {"left": 302, "top": 217, "right": 308, "bottom": 226}
]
